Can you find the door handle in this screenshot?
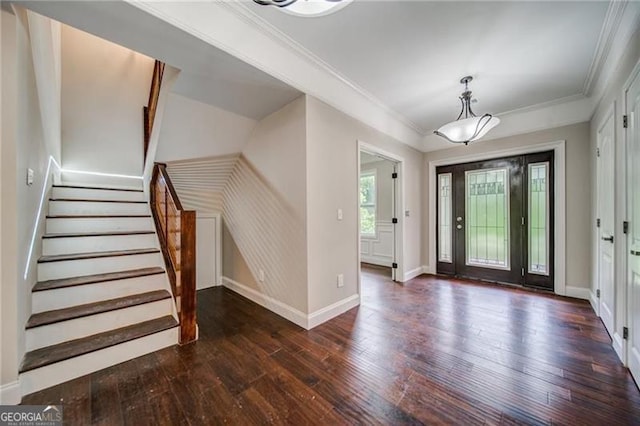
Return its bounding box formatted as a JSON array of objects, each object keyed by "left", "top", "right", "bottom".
[
  {"left": 602, "top": 236, "right": 614, "bottom": 243},
  {"left": 456, "top": 224, "right": 463, "bottom": 230}
]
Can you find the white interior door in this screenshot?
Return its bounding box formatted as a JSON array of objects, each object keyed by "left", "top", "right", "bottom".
[
  {"left": 626, "top": 69, "right": 640, "bottom": 383},
  {"left": 597, "top": 108, "right": 616, "bottom": 337}
]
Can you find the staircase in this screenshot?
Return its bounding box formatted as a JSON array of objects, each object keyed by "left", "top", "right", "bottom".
[{"left": 19, "top": 183, "right": 179, "bottom": 396}]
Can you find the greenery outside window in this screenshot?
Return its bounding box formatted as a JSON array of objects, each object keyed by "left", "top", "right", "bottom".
[{"left": 360, "top": 171, "right": 376, "bottom": 237}]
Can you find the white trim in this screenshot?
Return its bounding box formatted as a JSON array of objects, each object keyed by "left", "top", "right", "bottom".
[
  {"left": 613, "top": 332, "right": 625, "bottom": 362},
  {"left": 565, "top": 286, "right": 591, "bottom": 301},
  {"left": 422, "top": 265, "right": 436, "bottom": 275},
  {"left": 0, "top": 381, "right": 21, "bottom": 405},
  {"left": 583, "top": 1, "right": 628, "bottom": 96},
  {"left": 402, "top": 266, "right": 424, "bottom": 282},
  {"left": 357, "top": 141, "right": 405, "bottom": 287},
  {"left": 307, "top": 294, "right": 360, "bottom": 329},
  {"left": 427, "top": 140, "right": 567, "bottom": 295},
  {"left": 590, "top": 290, "right": 600, "bottom": 316},
  {"left": 221, "top": 276, "right": 308, "bottom": 329}
]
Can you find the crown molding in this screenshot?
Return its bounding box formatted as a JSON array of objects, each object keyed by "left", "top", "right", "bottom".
[
  {"left": 583, "top": 1, "right": 628, "bottom": 97},
  {"left": 219, "top": 1, "right": 427, "bottom": 135}
]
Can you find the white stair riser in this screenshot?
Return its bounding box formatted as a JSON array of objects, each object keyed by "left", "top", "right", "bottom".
[
  {"left": 20, "top": 326, "right": 178, "bottom": 396},
  {"left": 51, "top": 187, "right": 146, "bottom": 202},
  {"left": 60, "top": 174, "right": 144, "bottom": 191},
  {"left": 46, "top": 217, "right": 154, "bottom": 234},
  {"left": 38, "top": 253, "right": 163, "bottom": 281},
  {"left": 43, "top": 234, "right": 158, "bottom": 256},
  {"left": 49, "top": 200, "right": 149, "bottom": 216},
  {"left": 26, "top": 299, "right": 174, "bottom": 351},
  {"left": 32, "top": 274, "right": 168, "bottom": 313}
]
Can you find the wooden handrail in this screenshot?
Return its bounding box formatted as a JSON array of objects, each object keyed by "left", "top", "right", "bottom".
[
  {"left": 143, "top": 60, "right": 165, "bottom": 162},
  {"left": 150, "top": 163, "right": 196, "bottom": 344}
]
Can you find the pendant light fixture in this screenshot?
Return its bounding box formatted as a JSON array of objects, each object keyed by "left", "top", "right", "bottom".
[
  {"left": 434, "top": 76, "right": 500, "bottom": 145},
  {"left": 253, "top": 0, "right": 351, "bottom": 17}
]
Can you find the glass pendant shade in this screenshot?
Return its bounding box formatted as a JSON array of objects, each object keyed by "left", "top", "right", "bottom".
[
  {"left": 434, "top": 76, "right": 500, "bottom": 145},
  {"left": 434, "top": 114, "right": 500, "bottom": 145},
  {"left": 254, "top": 0, "right": 352, "bottom": 17}
]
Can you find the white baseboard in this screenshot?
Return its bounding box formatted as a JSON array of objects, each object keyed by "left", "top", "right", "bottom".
[
  {"left": 222, "top": 277, "right": 360, "bottom": 330},
  {"left": 360, "top": 256, "right": 392, "bottom": 268},
  {"left": 307, "top": 294, "right": 360, "bottom": 329},
  {"left": 221, "top": 277, "right": 308, "bottom": 329},
  {"left": 0, "top": 381, "right": 21, "bottom": 405},
  {"left": 422, "top": 265, "right": 435, "bottom": 275},
  {"left": 613, "top": 332, "right": 625, "bottom": 363},
  {"left": 402, "top": 266, "right": 424, "bottom": 282},
  {"left": 589, "top": 290, "right": 599, "bottom": 316},
  {"left": 565, "top": 286, "right": 591, "bottom": 301}
]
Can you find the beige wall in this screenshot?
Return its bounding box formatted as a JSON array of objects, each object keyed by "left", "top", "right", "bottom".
[
  {"left": 222, "top": 97, "right": 308, "bottom": 312},
  {"left": 590, "top": 26, "right": 640, "bottom": 345},
  {"left": 422, "top": 122, "right": 592, "bottom": 290},
  {"left": 1, "top": 8, "right": 56, "bottom": 395},
  {"left": 61, "top": 24, "right": 153, "bottom": 176},
  {"left": 306, "top": 95, "right": 423, "bottom": 312},
  {"left": 156, "top": 93, "right": 256, "bottom": 163}
]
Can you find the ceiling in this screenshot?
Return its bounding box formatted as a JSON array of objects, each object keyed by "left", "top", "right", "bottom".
[
  {"left": 16, "top": 0, "right": 302, "bottom": 120},
  {"left": 247, "top": 0, "right": 610, "bottom": 134}
]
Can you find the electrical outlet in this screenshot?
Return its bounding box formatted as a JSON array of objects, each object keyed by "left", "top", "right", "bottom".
[
  {"left": 259, "top": 269, "right": 265, "bottom": 282},
  {"left": 337, "top": 208, "right": 343, "bottom": 221},
  {"left": 405, "top": 210, "right": 410, "bottom": 217},
  {"left": 337, "top": 273, "right": 344, "bottom": 288},
  {"left": 27, "top": 168, "right": 34, "bottom": 186}
]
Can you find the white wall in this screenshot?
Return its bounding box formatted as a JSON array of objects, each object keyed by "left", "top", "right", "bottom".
[
  {"left": 422, "top": 122, "right": 591, "bottom": 291},
  {"left": 156, "top": 93, "right": 256, "bottom": 162},
  {"left": 1, "top": 8, "right": 58, "bottom": 403},
  {"left": 306, "top": 95, "right": 424, "bottom": 313},
  {"left": 195, "top": 213, "right": 221, "bottom": 290},
  {"left": 589, "top": 26, "right": 640, "bottom": 357},
  {"left": 61, "top": 24, "right": 153, "bottom": 176}
]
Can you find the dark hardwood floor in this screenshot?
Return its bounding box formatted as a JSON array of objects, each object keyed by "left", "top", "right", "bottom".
[{"left": 22, "top": 266, "right": 640, "bottom": 425}]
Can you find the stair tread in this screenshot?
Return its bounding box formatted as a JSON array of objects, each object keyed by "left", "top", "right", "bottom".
[
  {"left": 50, "top": 198, "right": 147, "bottom": 204},
  {"left": 38, "top": 248, "right": 159, "bottom": 263},
  {"left": 46, "top": 214, "right": 151, "bottom": 218},
  {"left": 20, "top": 316, "right": 178, "bottom": 373},
  {"left": 53, "top": 184, "right": 143, "bottom": 193},
  {"left": 43, "top": 230, "right": 155, "bottom": 239},
  {"left": 33, "top": 267, "right": 165, "bottom": 292},
  {"left": 26, "top": 290, "right": 171, "bottom": 329}
]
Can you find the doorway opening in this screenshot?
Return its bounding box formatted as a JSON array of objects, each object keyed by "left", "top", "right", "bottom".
[
  {"left": 358, "top": 145, "right": 403, "bottom": 283},
  {"left": 436, "top": 151, "right": 555, "bottom": 290}
]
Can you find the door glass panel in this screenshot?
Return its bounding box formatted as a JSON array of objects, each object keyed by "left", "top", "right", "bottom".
[
  {"left": 465, "top": 168, "right": 510, "bottom": 269},
  {"left": 438, "top": 173, "right": 452, "bottom": 262},
  {"left": 528, "top": 162, "right": 549, "bottom": 275}
]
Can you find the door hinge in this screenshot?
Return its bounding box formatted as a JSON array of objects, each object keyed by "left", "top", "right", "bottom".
[
  {"left": 597, "top": 218, "right": 601, "bottom": 228},
  {"left": 392, "top": 218, "right": 398, "bottom": 224},
  {"left": 623, "top": 115, "right": 628, "bottom": 129},
  {"left": 623, "top": 327, "right": 629, "bottom": 340},
  {"left": 392, "top": 172, "right": 398, "bottom": 179},
  {"left": 596, "top": 148, "right": 600, "bottom": 157},
  {"left": 521, "top": 217, "right": 525, "bottom": 226},
  {"left": 623, "top": 221, "right": 629, "bottom": 234},
  {"left": 596, "top": 289, "right": 601, "bottom": 298},
  {"left": 392, "top": 263, "right": 398, "bottom": 269},
  {"left": 521, "top": 268, "right": 525, "bottom": 277}
]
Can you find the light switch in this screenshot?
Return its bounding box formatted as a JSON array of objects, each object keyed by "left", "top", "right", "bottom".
[
  {"left": 405, "top": 210, "right": 410, "bottom": 217},
  {"left": 337, "top": 274, "right": 344, "bottom": 288},
  {"left": 337, "top": 208, "right": 343, "bottom": 221},
  {"left": 27, "top": 168, "right": 34, "bottom": 186}
]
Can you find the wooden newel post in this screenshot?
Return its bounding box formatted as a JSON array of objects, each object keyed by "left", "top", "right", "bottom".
[{"left": 179, "top": 210, "right": 197, "bottom": 344}]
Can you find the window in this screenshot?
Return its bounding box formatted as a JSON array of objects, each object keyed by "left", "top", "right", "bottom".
[
  {"left": 360, "top": 172, "right": 376, "bottom": 236},
  {"left": 528, "top": 162, "right": 549, "bottom": 275},
  {"left": 438, "top": 173, "right": 453, "bottom": 262}
]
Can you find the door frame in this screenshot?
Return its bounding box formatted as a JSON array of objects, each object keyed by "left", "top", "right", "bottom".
[
  {"left": 357, "top": 140, "right": 405, "bottom": 292},
  {"left": 428, "top": 140, "right": 567, "bottom": 296}
]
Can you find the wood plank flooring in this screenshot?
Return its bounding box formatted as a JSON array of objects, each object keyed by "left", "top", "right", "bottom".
[{"left": 22, "top": 265, "right": 640, "bottom": 425}]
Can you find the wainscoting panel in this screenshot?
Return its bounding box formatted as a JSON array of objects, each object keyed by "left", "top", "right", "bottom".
[{"left": 361, "top": 220, "right": 393, "bottom": 267}]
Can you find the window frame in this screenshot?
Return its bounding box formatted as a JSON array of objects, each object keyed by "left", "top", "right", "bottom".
[{"left": 359, "top": 170, "right": 377, "bottom": 238}]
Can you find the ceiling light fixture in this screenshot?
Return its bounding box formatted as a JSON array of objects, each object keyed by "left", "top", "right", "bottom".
[
  {"left": 434, "top": 76, "right": 500, "bottom": 145},
  {"left": 253, "top": 0, "right": 352, "bottom": 17}
]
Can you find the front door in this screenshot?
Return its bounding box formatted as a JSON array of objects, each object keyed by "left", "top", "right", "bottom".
[
  {"left": 437, "top": 151, "right": 554, "bottom": 290},
  {"left": 626, "top": 66, "right": 640, "bottom": 384}
]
